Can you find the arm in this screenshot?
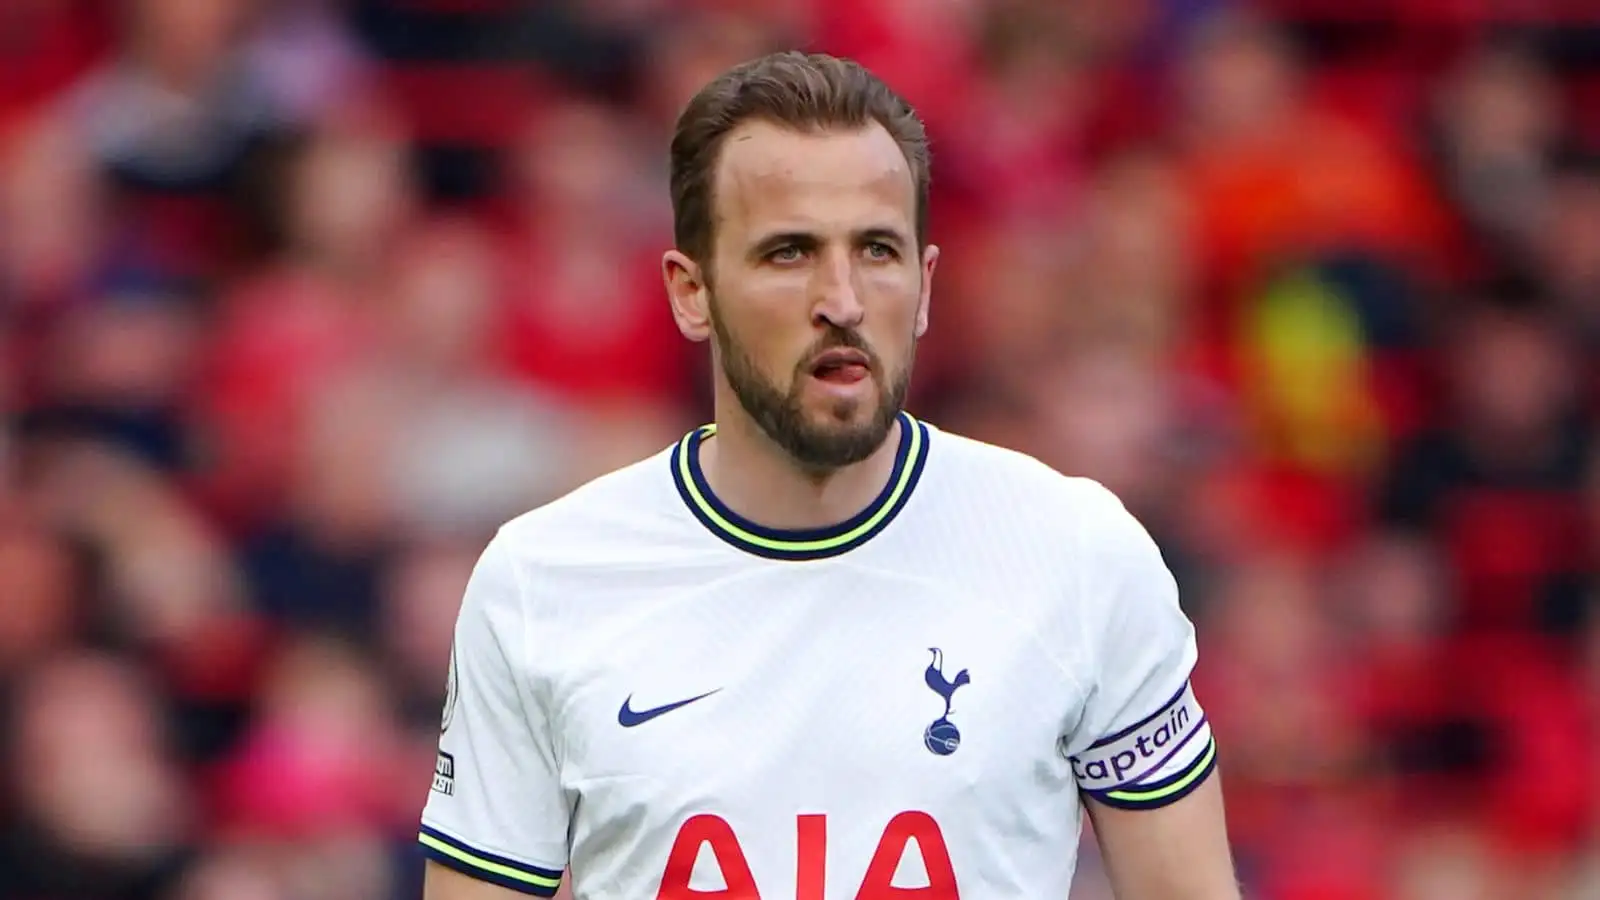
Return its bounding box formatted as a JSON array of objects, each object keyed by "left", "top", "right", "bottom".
[
  {"left": 1087, "top": 775, "right": 1240, "bottom": 900},
  {"left": 1062, "top": 483, "right": 1240, "bottom": 899},
  {"left": 418, "top": 533, "right": 571, "bottom": 898}
]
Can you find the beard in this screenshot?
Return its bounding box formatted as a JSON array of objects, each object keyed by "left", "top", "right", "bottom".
[{"left": 710, "top": 300, "right": 911, "bottom": 471}]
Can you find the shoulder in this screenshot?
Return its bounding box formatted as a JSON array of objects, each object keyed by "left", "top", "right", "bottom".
[
  {"left": 913, "top": 425, "right": 1182, "bottom": 682},
  {"left": 492, "top": 443, "right": 687, "bottom": 568},
  {"left": 460, "top": 443, "right": 695, "bottom": 654},
  {"left": 921, "top": 423, "right": 1138, "bottom": 537},
  {"left": 917, "top": 422, "right": 1164, "bottom": 609}
]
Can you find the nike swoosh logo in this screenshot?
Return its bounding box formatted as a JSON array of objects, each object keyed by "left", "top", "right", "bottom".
[{"left": 618, "top": 689, "right": 721, "bottom": 727}]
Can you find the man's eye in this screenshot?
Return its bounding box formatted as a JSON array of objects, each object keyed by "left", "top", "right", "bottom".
[
  {"left": 866, "top": 242, "right": 898, "bottom": 260},
  {"left": 769, "top": 246, "right": 803, "bottom": 263}
]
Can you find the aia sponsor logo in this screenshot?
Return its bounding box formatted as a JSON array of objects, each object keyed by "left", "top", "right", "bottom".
[{"left": 657, "top": 811, "right": 958, "bottom": 899}]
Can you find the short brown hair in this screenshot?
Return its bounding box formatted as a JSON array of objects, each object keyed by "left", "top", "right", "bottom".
[{"left": 669, "top": 51, "right": 931, "bottom": 272}]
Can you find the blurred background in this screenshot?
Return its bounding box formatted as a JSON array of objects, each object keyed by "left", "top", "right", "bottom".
[{"left": 0, "top": 1, "right": 1596, "bottom": 898}]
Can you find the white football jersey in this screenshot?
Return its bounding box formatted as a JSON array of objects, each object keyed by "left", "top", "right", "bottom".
[{"left": 419, "top": 412, "right": 1216, "bottom": 899}]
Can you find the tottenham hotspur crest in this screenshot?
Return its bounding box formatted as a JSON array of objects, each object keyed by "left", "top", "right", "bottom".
[{"left": 923, "top": 648, "right": 970, "bottom": 756}]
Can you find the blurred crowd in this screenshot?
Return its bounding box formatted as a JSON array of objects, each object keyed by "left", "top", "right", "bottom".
[{"left": 0, "top": 1, "right": 1596, "bottom": 899}]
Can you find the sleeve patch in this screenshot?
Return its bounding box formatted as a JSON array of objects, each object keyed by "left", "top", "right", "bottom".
[
  {"left": 431, "top": 751, "right": 455, "bottom": 796},
  {"left": 1090, "top": 736, "right": 1217, "bottom": 810},
  {"left": 1069, "top": 680, "right": 1207, "bottom": 792},
  {"left": 419, "top": 824, "right": 563, "bottom": 897}
]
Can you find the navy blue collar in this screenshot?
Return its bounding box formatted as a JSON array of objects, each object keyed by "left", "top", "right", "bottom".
[{"left": 670, "top": 412, "right": 931, "bottom": 561}]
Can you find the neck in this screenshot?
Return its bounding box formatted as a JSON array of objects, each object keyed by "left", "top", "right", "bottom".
[{"left": 698, "top": 406, "right": 903, "bottom": 532}]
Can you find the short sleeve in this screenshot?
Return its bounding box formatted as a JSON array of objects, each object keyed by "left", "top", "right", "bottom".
[
  {"left": 419, "top": 534, "right": 569, "bottom": 895},
  {"left": 1061, "top": 485, "right": 1216, "bottom": 811}
]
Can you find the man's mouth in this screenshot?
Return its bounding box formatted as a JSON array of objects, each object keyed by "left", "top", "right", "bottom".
[{"left": 809, "top": 348, "right": 871, "bottom": 384}]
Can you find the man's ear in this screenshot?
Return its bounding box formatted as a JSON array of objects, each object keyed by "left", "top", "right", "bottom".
[
  {"left": 663, "top": 250, "right": 712, "bottom": 342},
  {"left": 915, "top": 243, "right": 939, "bottom": 338}
]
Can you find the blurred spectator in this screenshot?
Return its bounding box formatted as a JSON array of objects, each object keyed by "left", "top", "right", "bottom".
[
  {"left": 946, "top": 2, "right": 1096, "bottom": 221},
  {"left": 0, "top": 114, "right": 108, "bottom": 312},
  {"left": 1026, "top": 347, "right": 1184, "bottom": 518},
  {"left": 209, "top": 634, "right": 409, "bottom": 900},
  {"left": 26, "top": 283, "right": 203, "bottom": 472},
  {"left": 1427, "top": 41, "right": 1564, "bottom": 279},
  {"left": 1060, "top": 148, "right": 1197, "bottom": 360},
  {"left": 1175, "top": 9, "right": 1447, "bottom": 331},
  {"left": 374, "top": 220, "right": 578, "bottom": 538},
  {"left": 1389, "top": 822, "right": 1514, "bottom": 900},
  {"left": 1379, "top": 297, "right": 1590, "bottom": 633},
  {"left": 380, "top": 540, "right": 473, "bottom": 733},
  {"left": 1537, "top": 148, "right": 1600, "bottom": 361},
  {"left": 0, "top": 652, "right": 194, "bottom": 900},
  {"left": 213, "top": 634, "right": 405, "bottom": 838},
  {"left": 0, "top": 523, "right": 83, "bottom": 681},
  {"left": 167, "top": 846, "right": 287, "bottom": 900},
  {"left": 62, "top": 0, "right": 278, "bottom": 193},
  {"left": 50, "top": 0, "right": 300, "bottom": 282},
  {"left": 14, "top": 439, "right": 266, "bottom": 763},
  {"left": 241, "top": 0, "right": 372, "bottom": 125},
  {"left": 198, "top": 102, "right": 415, "bottom": 529},
  {"left": 491, "top": 97, "right": 687, "bottom": 408},
  {"left": 635, "top": 11, "right": 785, "bottom": 136}
]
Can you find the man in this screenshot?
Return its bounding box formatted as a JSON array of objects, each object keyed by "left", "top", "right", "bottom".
[{"left": 420, "top": 52, "right": 1240, "bottom": 899}]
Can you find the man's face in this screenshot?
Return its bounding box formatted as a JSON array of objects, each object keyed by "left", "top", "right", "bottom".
[{"left": 691, "top": 120, "right": 936, "bottom": 470}]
